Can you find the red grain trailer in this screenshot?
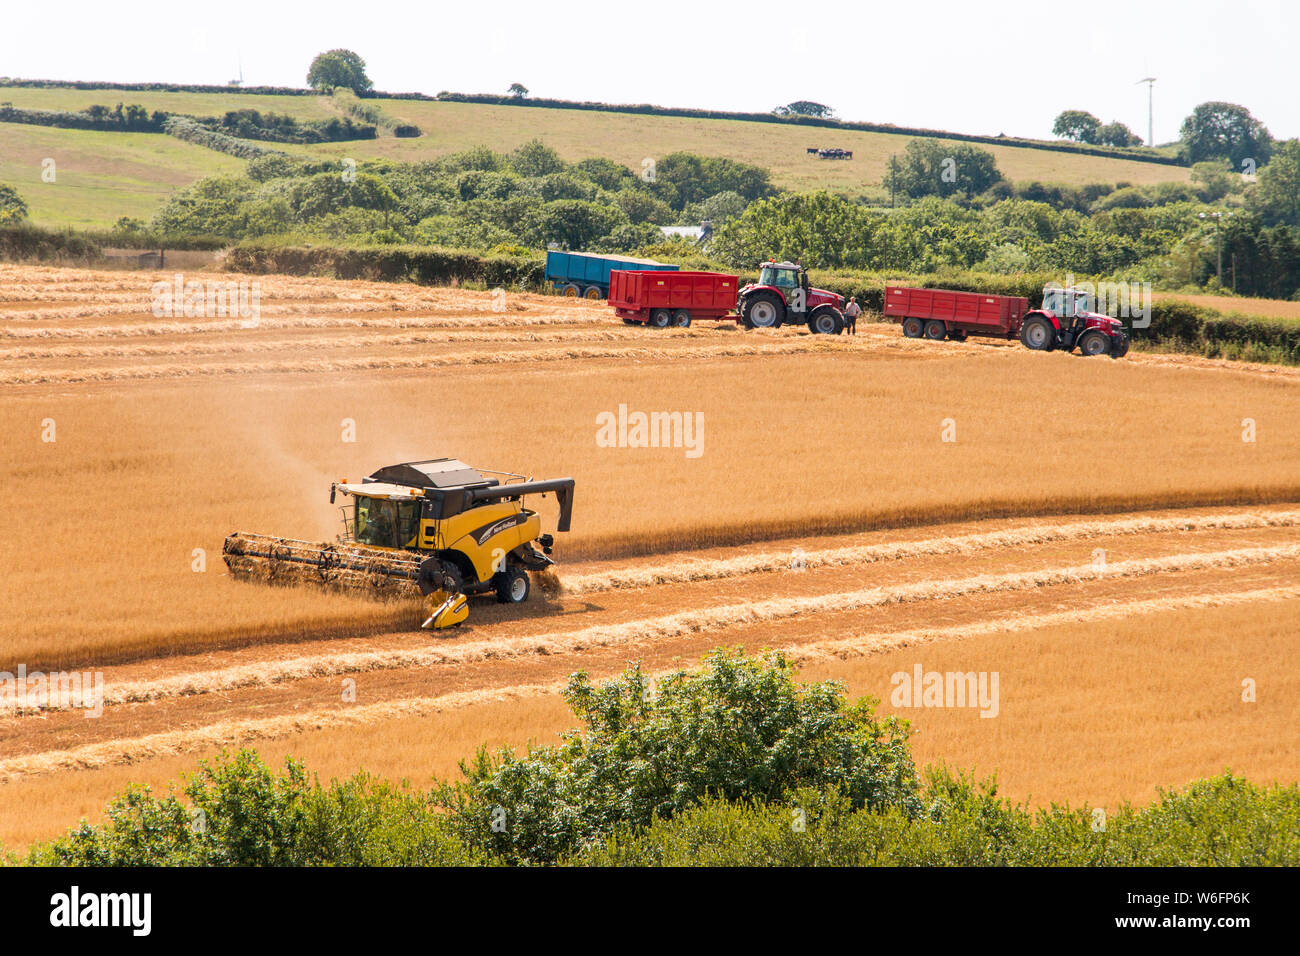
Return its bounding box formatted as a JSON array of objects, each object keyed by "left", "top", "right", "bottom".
[
  {"left": 608, "top": 270, "right": 740, "bottom": 328},
  {"left": 884, "top": 285, "right": 1030, "bottom": 342}
]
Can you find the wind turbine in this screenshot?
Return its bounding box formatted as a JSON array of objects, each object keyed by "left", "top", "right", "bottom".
[{"left": 1136, "top": 77, "right": 1156, "bottom": 146}]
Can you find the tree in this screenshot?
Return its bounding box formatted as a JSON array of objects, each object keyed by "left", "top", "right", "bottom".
[
  {"left": 774, "top": 101, "right": 834, "bottom": 118},
  {"left": 1097, "top": 121, "right": 1142, "bottom": 147},
  {"left": 883, "top": 139, "right": 1004, "bottom": 200},
  {"left": 0, "top": 182, "right": 28, "bottom": 223},
  {"left": 1190, "top": 161, "right": 1236, "bottom": 203},
  {"left": 613, "top": 190, "right": 673, "bottom": 225},
  {"left": 1052, "top": 110, "right": 1102, "bottom": 144},
  {"left": 306, "top": 49, "right": 373, "bottom": 94},
  {"left": 684, "top": 189, "right": 749, "bottom": 226},
  {"left": 573, "top": 157, "right": 633, "bottom": 191},
  {"left": 1180, "top": 101, "right": 1272, "bottom": 168},
  {"left": 289, "top": 172, "right": 396, "bottom": 221},
  {"left": 649, "top": 153, "right": 774, "bottom": 210},
  {"left": 527, "top": 199, "right": 625, "bottom": 249},
  {"left": 1251, "top": 139, "right": 1300, "bottom": 227},
  {"left": 709, "top": 191, "right": 882, "bottom": 270},
  {"left": 507, "top": 138, "right": 565, "bottom": 177},
  {"left": 507, "top": 83, "right": 529, "bottom": 98}
]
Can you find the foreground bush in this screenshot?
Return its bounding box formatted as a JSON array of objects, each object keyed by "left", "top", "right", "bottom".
[
  {"left": 437, "top": 650, "right": 920, "bottom": 863},
  {"left": 30, "top": 751, "right": 474, "bottom": 866},
  {"left": 581, "top": 771, "right": 1300, "bottom": 866}
]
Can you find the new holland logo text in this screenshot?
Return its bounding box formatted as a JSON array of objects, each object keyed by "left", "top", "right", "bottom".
[{"left": 474, "top": 514, "right": 525, "bottom": 545}]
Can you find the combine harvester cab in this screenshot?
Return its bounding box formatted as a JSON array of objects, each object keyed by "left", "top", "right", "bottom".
[{"left": 222, "top": 458, "right": 575, "bottom": 627}]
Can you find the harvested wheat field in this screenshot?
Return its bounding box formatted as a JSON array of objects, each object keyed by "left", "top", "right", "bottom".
[{"left": 1, "top": 262, "right": 1298, "bottom": 848}]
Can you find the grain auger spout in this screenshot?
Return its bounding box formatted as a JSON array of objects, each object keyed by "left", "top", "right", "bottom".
[{"left": 221, "top": 458, "right": 575, "bottom": 628}]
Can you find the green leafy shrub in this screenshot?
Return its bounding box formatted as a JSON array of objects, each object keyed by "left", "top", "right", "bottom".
[
  {"left": 579, "top": 770, "right": 1300, "bottom": 866},
  {"left": 0, "top": 101, "right": 165, "bottom": 132},
  {"left": 31, "top": 751, "right": 475, "bottom": 866},
  {"left": 436, "top": 650, "right": 920, "bottom": 864},
  {"left": 162, "top": 116, "right": 283, "bottom": 159}
]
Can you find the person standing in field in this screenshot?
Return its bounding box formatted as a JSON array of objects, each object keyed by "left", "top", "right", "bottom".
[{"left": 844, "top": 296, "right": 861, "bottom": 335}]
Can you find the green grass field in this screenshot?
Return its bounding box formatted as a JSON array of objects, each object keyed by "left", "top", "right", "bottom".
[
  {"left": 1, "top": 86, "right": 1190, "bottom": 229},
  {"left": 0, "top": 124, "right": 243, "bottom": 228}
]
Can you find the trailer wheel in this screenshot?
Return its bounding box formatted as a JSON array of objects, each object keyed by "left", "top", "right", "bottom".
[
  {"left": 1019, "top": 317, "right": 1055, "bottom": 351},
  {"left": 650, "top": 308, "right": 672, "bottom": 328},
  {"left": 810, "top": 308, "right": 844, "bottom": 335},
  {"left": 901, "top": 317, "right": 924, "bottom": 338},
  {"left": 742, "top": 292, "right": 784, "bottom": 329},
  {"left": 559, "top": 283, "right": 580, "bottom": 297},
  {"left": 494, "top": 566, "right": 530, "bottom": 604},
  {"left": 583, "top": 286, "right": 602, "bottom": 300},
  {"left": 924, "top": 320, "right": 947, "bottom": 340},
  {"left": 672, "top": 309, "right": 692, "bottom": 327},
  {"left": 1078, "top": 331, "right": 1110, "bottom": 356}
]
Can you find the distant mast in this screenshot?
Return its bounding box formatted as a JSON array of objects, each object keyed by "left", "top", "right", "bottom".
[{"left": 1137, "top": 77, "right": 1156, "bottom": 146}]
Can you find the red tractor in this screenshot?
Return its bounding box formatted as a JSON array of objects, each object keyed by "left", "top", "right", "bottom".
[
  {"left": 738, "top": 260, "right": 846, "bottom": 334},
  {"left": 1018, "top": 286, "right": 1130, "bottom": 358}
]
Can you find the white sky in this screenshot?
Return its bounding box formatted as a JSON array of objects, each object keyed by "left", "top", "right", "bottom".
[{"left": 2, "top": 0, "right": 1295, "bottom": 143}]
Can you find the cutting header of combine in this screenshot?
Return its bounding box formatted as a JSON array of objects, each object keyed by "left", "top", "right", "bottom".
[{"left": 222, "top": 459, "right": 575, "bottom": 630}]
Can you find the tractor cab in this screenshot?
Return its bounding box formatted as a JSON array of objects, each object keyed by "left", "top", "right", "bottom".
[
  {"left": 1042, "top": 287, "right": 1094, "bottom": 322},
  {"left": 758, "top": 261, "right": 804, "bottom": 291}
]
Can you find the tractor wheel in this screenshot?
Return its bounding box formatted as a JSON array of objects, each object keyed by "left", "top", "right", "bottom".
[
  {"left": 1019, "top": 317, "right": 1055, "bottom": 351},
  {"left": 901, "top": 317, "right": 925, "bottom": 338},
  {"left": 583, "top": 286, "right": 603, "bottom": 300},
  {"left": 809, "top": 308, "right": 844, "bottom": 335},
  {"left": 947, "top": 329, "right": 968, "bottom": 342},
  {"left": 650, "top": 309, "right": 672, "bottom": 328},
  {"left": 494, "top": 566, "right": 530, "bottom": 604},
  {"left": 924, "top": 320, "right": 947, "bottom": 340},
  {"left": 1077, "top": 331, "right": 1111, "bottom": 356},
  {"left": 560, "top": 284, "right": 581, "bottom": 298},
  {"left": 673, "top": 309, "right": 692, "bottom": 327},
  {"left": 742, "top": 292, "right": 784, "bottom": 329}
]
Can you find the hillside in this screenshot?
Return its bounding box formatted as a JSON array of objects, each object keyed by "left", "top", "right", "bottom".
[{"left": 0, "top": 86, "right": 1190, "bottom": 229}]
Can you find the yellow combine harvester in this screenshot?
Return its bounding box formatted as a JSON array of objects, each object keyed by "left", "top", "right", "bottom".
[{"left": 222, "top": 459, "right": 575, "bottom": 629}]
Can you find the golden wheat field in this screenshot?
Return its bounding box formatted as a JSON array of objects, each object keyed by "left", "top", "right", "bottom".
[{"left": 1, "top": 262, "right": 1298, "bottom": 848}]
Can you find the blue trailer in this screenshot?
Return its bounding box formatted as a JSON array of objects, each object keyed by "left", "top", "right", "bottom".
[{"left": 544, "top": 251, "right": 679, "bottom": 300}]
